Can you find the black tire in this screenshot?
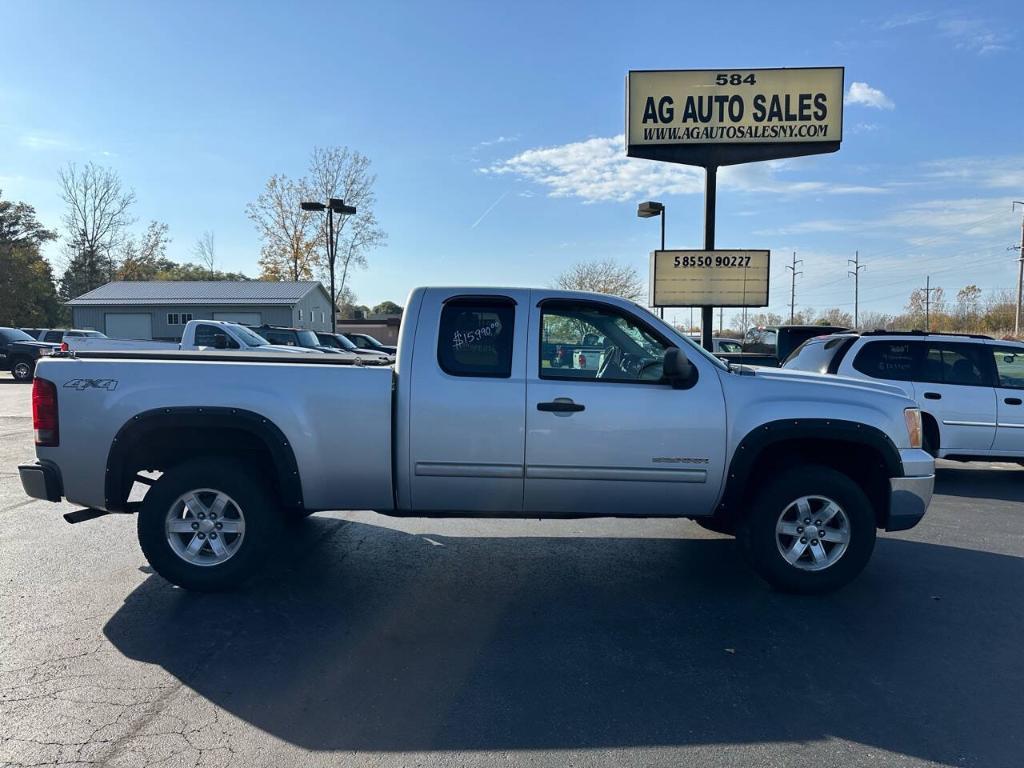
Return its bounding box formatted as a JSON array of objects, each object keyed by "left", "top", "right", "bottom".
[
  {"left": 737, "top": 465, "right": 876, "bottom": 595},
  {"left": 137, "top": 458, "right": 284, "bottom": 591},
  {"left": 694, "top": 516, "right": 736, "bottom": 536},
  {"left": 11, "top": 358, "right": 35, "bottom": 382}
]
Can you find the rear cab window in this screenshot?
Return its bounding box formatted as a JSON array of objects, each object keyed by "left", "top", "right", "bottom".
[{"left": 437, "top": 298, "right": 515, "bottom": 378}]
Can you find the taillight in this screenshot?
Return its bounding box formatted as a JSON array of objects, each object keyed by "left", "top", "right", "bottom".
[
  {"left": 32, "top": 377, "right": 59, "bottom": 447},
  {"left": 60, "top": 341, "right": 69, "bottom": 352}
]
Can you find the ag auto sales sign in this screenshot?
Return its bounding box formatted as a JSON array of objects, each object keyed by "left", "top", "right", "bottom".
[{"left": 627, "top": 68, "right": 843, "bottom": 165}]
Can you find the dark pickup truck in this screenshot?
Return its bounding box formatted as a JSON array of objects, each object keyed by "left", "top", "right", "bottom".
[
  {"left": 717, "top": 325, "right": 849, "bottom": 368},
  {"left": 0, "top": 328, "right": 60, "bottom": 381}
]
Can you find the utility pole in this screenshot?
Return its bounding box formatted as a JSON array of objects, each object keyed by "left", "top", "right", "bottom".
[
  {"left": 1013, "top": 202, "right": 1024, "bottom": 337},
  {"left": 921, "top": 275, "right": 938, "bottom": 331},
  {"left": 786, "top": 251, "right": 803, "bottom": 323},
  {"left": 848, "top": 250, "right": 865, "bottom": 328}
]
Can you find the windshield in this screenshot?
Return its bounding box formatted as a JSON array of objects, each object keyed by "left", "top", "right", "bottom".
[
  {"left": 333, "top": 334, "right": 358, "bottom": 350},
  {"left": 628, "top": 303, "right": 730, "bottom": 372},
  {"left": 296, "top": 330, "right": 321, "bottom": 348},
  {"left": 3, "top": 329, "right": 35, "bottom": 342},
  {"left": 230, "top": 324, "right": 269, "bottom": 346}
]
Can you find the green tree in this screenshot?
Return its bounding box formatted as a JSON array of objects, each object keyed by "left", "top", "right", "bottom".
[
  {"left": 371, "top": 300, "right": 403, "bottom": 316},
  {"left": 0, "top": 191, "right": 61, "bottom": 326}
]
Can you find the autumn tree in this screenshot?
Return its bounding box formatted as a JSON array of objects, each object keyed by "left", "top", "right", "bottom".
[
  {"left": 306, "top": 147, "right": 387, "bottom": 318},
  {"left": 0, "top": 191, "right": 61, "bottom": 326},
  {"left": 554, "top": 259, "right": 646, "bottom": 302},
  {"left": 117, "top": 221, "right": 171, "bottom": 280},
  {"left": 58, "top": 162, "right": 136, "bottom": 300},
  {"left": 246, "top": 174, "right": 318, "bottom": 281}
]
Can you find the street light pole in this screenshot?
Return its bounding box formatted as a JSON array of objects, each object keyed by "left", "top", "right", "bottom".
[
  {"left": 301, "top": 198, "right": 357, "bottom": 333},
  {"left": 637, "top": 201, "right": 666, "bottom": 319}
]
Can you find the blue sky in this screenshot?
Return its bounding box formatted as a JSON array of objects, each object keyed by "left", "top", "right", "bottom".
[{"left": 1, "top": 1, "right": 1022, "bottom": 326}]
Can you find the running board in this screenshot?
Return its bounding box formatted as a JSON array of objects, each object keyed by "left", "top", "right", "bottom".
[{"left": 63, "top": 508, "right": 111, "bottom": 524}]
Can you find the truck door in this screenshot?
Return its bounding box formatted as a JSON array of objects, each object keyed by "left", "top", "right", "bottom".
[
  {"left": 524, "top": 296, "right": 727, "bottom": 516},
  {"left": 406, "top": 291, "right": 528, "bottom": 512}
]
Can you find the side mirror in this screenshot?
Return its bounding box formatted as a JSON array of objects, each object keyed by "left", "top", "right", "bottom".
[
  {"left": 213, "top": 333, "right": 229, "bottom": 350},
  {"left": 663, "top": 347, "right": 695, "bottom": 389}
]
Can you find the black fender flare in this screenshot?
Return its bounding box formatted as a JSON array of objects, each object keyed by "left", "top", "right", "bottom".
[
  {"left": 717, "top": 418, "right": 903, "bottom": 515},
  {"left": 105, "top": 407, "right": 303, "bottom": 512}
]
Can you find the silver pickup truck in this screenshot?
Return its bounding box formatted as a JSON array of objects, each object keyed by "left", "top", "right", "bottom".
[{"left": 19, "top": 287, "right": 934, "bottom": 594}]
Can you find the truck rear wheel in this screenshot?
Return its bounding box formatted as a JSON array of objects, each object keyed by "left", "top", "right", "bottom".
[
  {"left": 737, "top": 465, "right": 875, "bottom": 594},
  {"left": 137, "top": 458, "right": 283, "bottom": 591}
]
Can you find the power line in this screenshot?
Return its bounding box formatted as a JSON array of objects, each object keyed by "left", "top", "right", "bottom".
[{"left": 921, "top": 276, "right": 939, "bottom": 331}]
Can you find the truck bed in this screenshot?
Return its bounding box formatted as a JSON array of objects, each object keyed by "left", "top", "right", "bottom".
[{"left": 34, "top": 353, "right": 395, "bottom": 512}]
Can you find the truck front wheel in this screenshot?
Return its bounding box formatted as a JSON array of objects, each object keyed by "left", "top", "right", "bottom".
[
  {"left": 137, "top": 458, "right": 283, "bottom": 591},
  {"left": 737, "top": 466, "right": 876, "bottom": 594}
]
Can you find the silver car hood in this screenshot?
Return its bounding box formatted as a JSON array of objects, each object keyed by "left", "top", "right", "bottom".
[{"left": 748, "top": 365, "right": 909, "bottom": 398}]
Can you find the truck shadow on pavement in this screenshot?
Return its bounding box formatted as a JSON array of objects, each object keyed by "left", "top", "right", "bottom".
[
  {"left": 104, "top": 518, "right": 1022, "bottom": 765},
  {"left": 934, "top": 463, "right": 1024, "bottom": 503}
]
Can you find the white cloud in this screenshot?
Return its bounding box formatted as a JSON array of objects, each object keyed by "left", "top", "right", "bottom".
[
  {"left": 844, "top": 82, "right": 894, "bottom": 110},
  {"left": 938, "top": 18, "right": 1011, "bottom": 55},
  {"left": 923, "top": 156, "right": 1024, "bottom": 190},
  {"left": 881, "top": 11, "right": 938, "bottom": 30},
  {"left": 477, "top": 135, "right": 519, "bottom": 147},
  {"left": 19, "top": 133, "right": 75, "bottom": 151},
  {"left": 482, "top": 136, "right": 888, "bottom": 203}
]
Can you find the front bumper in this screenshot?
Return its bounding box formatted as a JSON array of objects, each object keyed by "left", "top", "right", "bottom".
[
  {"left": 886, "top": 474, "right": 934, "bottom": 532},
  {"left": 19, "top": 462, "right": 63, "bottom": 503}
]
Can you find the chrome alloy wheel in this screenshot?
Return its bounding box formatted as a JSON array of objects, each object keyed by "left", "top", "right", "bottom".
[
  {"left": 775, "top": 495, "right": 850, "bottom": 572},
  {"left": 12, "top": 361, "right": 32, "bottom": 380},
  {"left": 165, "top": 489, "right": 246, "bottom": 566}
]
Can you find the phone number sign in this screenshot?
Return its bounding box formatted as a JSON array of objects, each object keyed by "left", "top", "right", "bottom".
[{"left": 650, "top": 250, "right": 770, "bottom": 308}]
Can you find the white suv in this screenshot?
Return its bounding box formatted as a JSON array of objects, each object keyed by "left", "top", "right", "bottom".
[{"left": 784, "top": 331, "right": 1024, "bottom": 461}]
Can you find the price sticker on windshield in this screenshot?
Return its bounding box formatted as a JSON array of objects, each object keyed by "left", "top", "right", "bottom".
[{"left": 650, "top": 249, "right": 769, "bottom": 307}]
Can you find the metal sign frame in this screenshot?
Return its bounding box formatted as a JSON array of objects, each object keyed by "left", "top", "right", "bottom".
[{"left": 626, "top": 66, "right": 844, "bottom": 349}]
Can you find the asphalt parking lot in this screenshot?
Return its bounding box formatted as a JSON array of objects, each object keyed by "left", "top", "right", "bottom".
[{"left": 1, "top": 372, "right": 1023, "bottom": 768}]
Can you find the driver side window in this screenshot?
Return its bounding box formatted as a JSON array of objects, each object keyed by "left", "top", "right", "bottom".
[{"left": 539, "top": 301, "right": 669, "bottom": 383}]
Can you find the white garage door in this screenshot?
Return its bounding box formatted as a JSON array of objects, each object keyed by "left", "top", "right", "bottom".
[
  {"left": 213, "top": 312, "right": 261, "bottom": 325},
  {"left": 105, "top": 313, "right": 153, "bottom": 339}
]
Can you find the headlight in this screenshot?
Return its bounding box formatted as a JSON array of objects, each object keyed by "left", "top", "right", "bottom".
[{"left": 904, "top": 407, "right": 923, "bottom": 449}]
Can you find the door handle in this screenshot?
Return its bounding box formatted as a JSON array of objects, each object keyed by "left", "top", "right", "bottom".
[
  {"left": 1005, "top": 397, "right": 1023, "bottom": 406},
  {"left": 537, "top": 399, "right": 585, "bottom": 413},
  {"left": 923, "top": 392, "right": 942, "bottom": 400}
]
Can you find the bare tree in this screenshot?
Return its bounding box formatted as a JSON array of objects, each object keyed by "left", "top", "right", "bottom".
[
  {"left": 554, "top": 259, "right": 645, "bottom": 302},
  {"left": 246, "top": 174, "right": 318, "bottom": 281},
  {"left": 193, "top": 230, "right": 216, "bottom": 273},
  {"left": 58, "top": 163, "right": 135, "bottom": 298},
  {"left": 307, "top": 147, "right": 387, "bottom": 311}
]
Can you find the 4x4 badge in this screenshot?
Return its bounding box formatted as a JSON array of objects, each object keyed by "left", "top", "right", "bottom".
[{"left": 63, "top": 378, "right": 118, "bottom": 391}]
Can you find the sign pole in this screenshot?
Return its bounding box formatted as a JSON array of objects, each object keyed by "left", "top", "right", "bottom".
[{"left": 701, "top": 166, "right": 717, "bottom": 352}]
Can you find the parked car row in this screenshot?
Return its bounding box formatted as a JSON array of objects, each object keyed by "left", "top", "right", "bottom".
[{"left": 1, "top": 322, "right": 398, "bottom": 379}]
